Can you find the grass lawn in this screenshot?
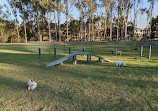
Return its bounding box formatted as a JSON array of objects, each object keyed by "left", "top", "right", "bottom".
[{"left": 0, "top": 42, "right": 158, "bottom": 111}]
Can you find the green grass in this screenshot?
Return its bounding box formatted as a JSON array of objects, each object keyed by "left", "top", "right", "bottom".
[{"left": 0, "top": 43, "right": 158, "bottom": 111}]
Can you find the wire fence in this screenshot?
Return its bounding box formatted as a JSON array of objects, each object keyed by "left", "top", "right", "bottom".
[{"left": 0, "top": 40, "right": 158, "bottom": 65}]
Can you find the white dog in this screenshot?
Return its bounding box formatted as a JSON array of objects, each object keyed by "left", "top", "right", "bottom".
[
  {"left": 116, "top": 61, "right": 127, "bottom": 67},
  {"left": 27, "top": 80, "right": 37, "bottom": 90}
]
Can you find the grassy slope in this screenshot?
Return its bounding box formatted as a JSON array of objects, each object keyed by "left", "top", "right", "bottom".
[{"left": 0, "top": 43, "right": 158, "bottom": 111}]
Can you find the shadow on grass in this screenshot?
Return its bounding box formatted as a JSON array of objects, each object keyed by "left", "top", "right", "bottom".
[
  {"left": 0, "top": 75, "right": 26, "bottom": 90},
  {"left": 57, "top": 65, "right": 158, "bottom": 89},
  {"left": 0, "top": 52, "right": 158, "bottom": 89}
]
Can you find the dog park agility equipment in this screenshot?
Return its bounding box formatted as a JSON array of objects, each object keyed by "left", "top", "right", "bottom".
[
  {"left": 140, "top": 45, "right": 151, "bottom": 59},
  {"left": 46, "top": 52, "right": 112, "bottom": 67},
  {"left": 112, "top": 50, "right": 122, "bottom": 55}
]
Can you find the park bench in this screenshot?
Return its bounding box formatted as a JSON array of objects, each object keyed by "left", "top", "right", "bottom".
[{"left": 112, "top": 50, "right": 122, "bottom": 55}]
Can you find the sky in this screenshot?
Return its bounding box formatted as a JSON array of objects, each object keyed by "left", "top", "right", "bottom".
[{"left": 0, "top": 0, "right": 158, "bottom": 29}]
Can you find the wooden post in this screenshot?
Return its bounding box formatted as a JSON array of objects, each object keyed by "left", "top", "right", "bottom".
[
  {"left": 69, "top": 47, "right": 71, "bottom": 54},
  {"left": 54, "top": 47, "right": 56, "bottom": 58},
  {"left": 60, "top": 62, "right": 63, "bottom": 65},
  {"left": 90, "top": 54, "right": 91, "bottom": 63},
  {"left": 73, "top": 55, "right": 77, "bottom": 65},
  {"left": 141, "top": 46, "right": 143, "bottom": 58},
  {"left": 101, "top": 59, "right": 104, "bottom": 63},
  {"left": 83, "top": 47, "right": 85, "bottom": 57},
  {"left": 87, "top": 54, "right": 89, "bottom": 62},
  {"left": 83, "top": 47, "right": 85, "bottom": 52},
  {"left": 64, "top": 41, "right": 65, "bottom": 53},
  {"left": 39, "top": 48, "right": 41, "bottom": 59},
  {"left": 72, "top": 56, "right": 75, "bottom": 64},
  {"left": 149, "top": 45, "right": 151, "bottom": 59}
]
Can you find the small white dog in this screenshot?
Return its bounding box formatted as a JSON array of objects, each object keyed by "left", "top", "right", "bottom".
[
  {"left": 27, "top": 80, "right": 37, "bottom": 90},
  {"left": 116, "top": 61, "right": 127, "bottom": 67}
]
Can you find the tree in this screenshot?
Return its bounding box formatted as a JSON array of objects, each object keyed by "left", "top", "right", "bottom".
[
  {"left": 69, "top": 20, "right": 80, "bottom": 34},
  {"left": 78, "top": 0, "right": 83, "bottom": 43},
  {"left": 85, "top": 0, "right": 97, "bottom": 41},
  {"left": 19, "top": 0, "right": 31, "bottom": 43},
  {"left": 118, "top": 0, "right": 134, "bottom": 41},
  {"left": 100, "top": 0, "right": 115, "bottom": 42},
  {"left": 0, "top": 5, "right": 16, "bottom": 42},
  {"left": 41, "top": 0, "right": 55, "bottom": 42},
  {"left": 8, "top": 0, "right": 20, "bottom": 42},
  {"left": 56, "top": 0, "right": 64, "bottom": 41},
  {"left": 151, "top": 15, "right": 158, "bottom": 38},
  {"left": 148, "top": 0, "right": 155, "bottom": 39},
  {"left": 63, "top": 0, "right": 69, "bottom": 40},
  {"left": 32, "top": 0, "right": 41, "bottom": 41},
  {"left": 141, "top": 8, "right": 150, "bottom": 39},
  {"left": 133, "top": 0, "right": 141, "bottom": 39}
]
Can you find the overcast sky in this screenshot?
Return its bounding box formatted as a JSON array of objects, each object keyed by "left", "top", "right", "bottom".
[{"left": 0, "top": 0, "right": 158, "bottom": 29}]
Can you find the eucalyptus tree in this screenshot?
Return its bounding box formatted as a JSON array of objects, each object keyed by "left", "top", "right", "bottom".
[
  {"left": 0, "top": 5, "right": 16, "bottom": 42},
  {"left": 118, "top": 0, "right": 134, "bottom": 41},
  {"left": 64, "top": 0, "right": 69, "bottom": 40},
  {"left": 78, "top": 0, "right": 83, "bottom": 43},
  {"left": 74, "top": 0, "right": 84, "bottom": 42},
  {"left": 40, "top": 5, "right": 47, "bottom": 41},
  {"left": 56, "top": 0, "right": 64, "bottom": 41},
  {"left": 141, "top": 8, "right": 150, "bottom": 39},
  {"left": 133, "top": 0, "right": 141, "bottom": 39},
  {"left": 85, "top": 0, "right": 97, "bottom": 41},
  {"left": 41, "top": 0, "right": 55, "bottom": 42},
  {"left": 19, "top": 0, "right": 31, "bottom": 43},
  {"left": 100, "top": 0, "right": 115, "bottom": 42},
  {"left": 8, "top": 0, "right": 20, "bottom": 42},
  {"left": 109, "top": 2, "right": 115, "bottom": 41},
  {"left": 116, "top": 3, "right": 121, "bottom": 41},
  {"left": 31, "top": 0, "right": 41, "bottom": 41},
  {"left": 148, "top": 0, "right": 156, "bottom": 39},
  {"left": 62, "top": 0, "right": 75, "bottom": 41},
  {"left": 93, "top": 15, "right": 101, "bottom": 41}
]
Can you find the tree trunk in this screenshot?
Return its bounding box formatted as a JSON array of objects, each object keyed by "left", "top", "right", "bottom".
[
  {"left": 66, "top": 0, "right": 69, "bottom": 40},
  {"left": 146, "top": 17, "right": 149, "bottom": 39},
  {"left": 125, "top": 22, "right": 127, "bottom": 41},
  {"left": 104, "top": 8, "right": 108, "bottom": 42},
  {"left": 79, "top": 0, "right": 83, "bottom": 43},
  {"left": 110, "top": 22, "right": 112, "bottom": 41},
  {"left": 117, "top": 19, "right": 119, "bottom": 41},
  {"left": 84, "top": 26, "right": 86, "bottom": 41},
  {"left": 57, "top": 0, "right": 61, "bottom": 41},
  {"left": 15, "top": 13, "right": 20, "bottom": 42},
  {"left": 110, "top": 9, "right": 113, "bottom": 41},
  {"left": 20, "top": 0, "right": 27, "bottom": 43},
  {"left": 88, "top": 17, "right": 91, "bottom": 41},
  {"left": 37, "top": 6, "right": 41, "bottom": 41},
  {"left": 121, "top": 20, "right": 125, "bottom": 40},
  {"left": 47, "top": 9, "right": 51, "bottom": 42},
  {"left": 98, "top": 30, "right": 100, "bottom": 41},
  {"left": 117, "top": 6, "right": 119, "bottom": 41},
  {"left": 42, "top": 14, "right": 44, "bottom": 41},
  {"left": 92, "top": 14, "right": 94, "bottom": 41},
  {"left": 10, "top": 1, "right": 20, "bottom": 42},
  {"left": 54, "top": 12, "right": 57, "bottom": 41},
  {"left": 149, "top": 4, "right": 154, "bottom": 39}
]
